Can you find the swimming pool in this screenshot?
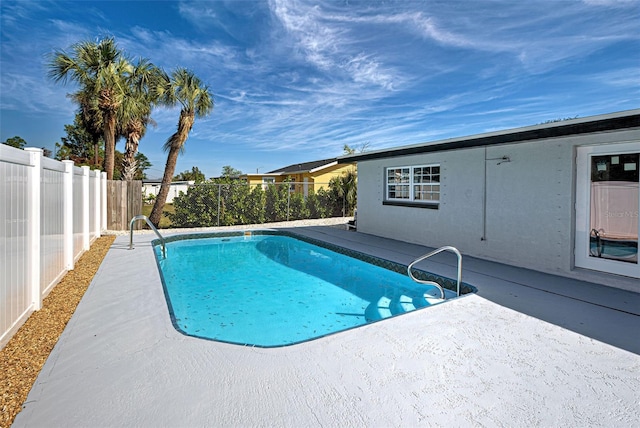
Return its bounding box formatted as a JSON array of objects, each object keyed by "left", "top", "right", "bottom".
[
  {"left": 154, "top": 231, "right": 474, "bottom": 347},
  {"left": 590, "top": 237, "right": 638, "bottom": 263}
]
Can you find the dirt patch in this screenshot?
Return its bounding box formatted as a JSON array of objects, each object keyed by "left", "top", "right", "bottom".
[{"left": 0, "top": 235, "right": 115, "bottom": 428}]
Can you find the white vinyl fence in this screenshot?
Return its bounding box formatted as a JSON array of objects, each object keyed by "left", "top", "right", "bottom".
[{"left": 0, "top": 145, "right": 107, "bottom": 348}]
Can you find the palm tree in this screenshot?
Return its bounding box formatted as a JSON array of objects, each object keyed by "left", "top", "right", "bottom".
[
  {"left": 70, "top": 90, "right": 103, "bottom": 167},
  {"left": 332, "top": 169, "right": 357, "bottom": 216},
  {"left": 119, "top": 59, "right": 163, "bottom": 181},
  {"left": 48, "top": 38, "right": 133, "bottom": 179},
  {"left": 149, "top": 68, "right": 214, "bottom": 226}
]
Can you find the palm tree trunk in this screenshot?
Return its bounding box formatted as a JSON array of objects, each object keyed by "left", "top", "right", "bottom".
[
  {"left": 148, "top": 145, "right": 180, "bottom": 226},
  {"left": 149, "top": 110, "right": 194, "bottom": 227},
  {"left": 103, "top": 112, "right": 116, "bottom": 180},
  {"left": 123, "top": 132, "right": 140, "bottom": 181}
]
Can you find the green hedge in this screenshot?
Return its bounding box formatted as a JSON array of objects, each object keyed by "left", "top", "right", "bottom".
[{"left": 168, "top": 177, "right": 355, "bottom": 228}]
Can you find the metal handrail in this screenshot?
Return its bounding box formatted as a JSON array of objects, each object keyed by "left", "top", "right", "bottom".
[
  {"left": 590, "top": 228, "right": 604, "bottom": 257},
  {"left": 129, "top": 215, "right": 167, "bottom": 258},
  {"left": 407, "top": 246, "right": 462, "bottom": 299}
]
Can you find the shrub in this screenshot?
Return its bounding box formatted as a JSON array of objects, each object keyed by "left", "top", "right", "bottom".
[
  {"left": 169, "top": 184, "right": 218, "bottom": 227},
  {"left": 169, "top": 177, "right": 355, "bottom": 228}
]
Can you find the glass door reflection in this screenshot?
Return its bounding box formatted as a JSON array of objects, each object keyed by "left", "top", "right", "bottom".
[{"left": 589, "top": 153, "right": 639, "bottom": 264}]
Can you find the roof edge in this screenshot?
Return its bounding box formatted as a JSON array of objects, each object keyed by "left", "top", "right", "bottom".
[
  {"left": 309, "top": 160, "right": 338, "bottom": 173},
  {"left": 338, "top": 109, "right": 640, "bottom": 163}
]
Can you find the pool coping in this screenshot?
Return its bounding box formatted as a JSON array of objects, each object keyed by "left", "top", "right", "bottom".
[{"left": 12, "top": 225, "right": 640, "bottom": 427}]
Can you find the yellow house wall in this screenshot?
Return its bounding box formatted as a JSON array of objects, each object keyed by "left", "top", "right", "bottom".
[
  {"left": 245, "top": 176, "right": 263, "bottom": 187},
  {"left": 244, "top": 176, "right": 285, "bottom": 187},
  {"left": 243, "top": 163, "right": 355, "bottom": 194},
  {"left": 311, "top": 164, "right": 356, "bottom": 192}
]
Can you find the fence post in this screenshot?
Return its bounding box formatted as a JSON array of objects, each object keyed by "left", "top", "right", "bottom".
[
  {"left": 217, "top": 184, "right": 221, "bottom": 227},
  {"left": 287, "top": 185, "right": 291, "bottom": 221},
  {"left": 82, "top": 166, "right": 90, "bottom": 251},
  {"left": 63, "top": 160, "right": 74, "bottom": 271},
  {"left": 25, "top": 148, "right": 42, "bottom": 311},
  {"left": 93, "top": 170, "right": 101, "bottom": 238},
  {"left": 101, "top": 172, "right": 107, "bottom": 231}
]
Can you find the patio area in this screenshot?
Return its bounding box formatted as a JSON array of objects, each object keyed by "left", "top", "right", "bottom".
[{"left": 12, "top": 224, "right": 640, "bottom": 427}]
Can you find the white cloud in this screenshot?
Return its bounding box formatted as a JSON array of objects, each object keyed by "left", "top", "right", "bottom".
[
  {"left": 1, "top": 0, "right": 639, "bottom": 174},
  {"left": 582, "top": 0, "right": 638, "bottom": 5},
  {"left": 178, "top": 1, "right": 219, "bottom": 25},
  {"left": 588, "top": 67, "right": 640, "bottom": 88},
  {"left": 268, "top": 0, "right": 402, "bottom": 90},
  {"left": 0, "top": 71, "right": 76, "bottom": 117},
  {"left": 123, "top": 28, "right": 243, "bottom": 72}
]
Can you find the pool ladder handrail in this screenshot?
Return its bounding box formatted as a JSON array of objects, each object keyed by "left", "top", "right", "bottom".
[
  {"left": 129, "top": 215, "right": 167, "bottom": 258},
  {"left": 407, "top": 246, "right": 462, "bottom": 299},
  {"left": 590, "top": 228, "right": 605, "bottom": 258}
]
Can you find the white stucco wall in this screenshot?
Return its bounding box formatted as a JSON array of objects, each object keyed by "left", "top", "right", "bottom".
[
  {"left": 356, "top": 129, "right": 639, "bottom": 287},
  {"left": 142, "top": 182, "right": 193, "bottom": 204}
]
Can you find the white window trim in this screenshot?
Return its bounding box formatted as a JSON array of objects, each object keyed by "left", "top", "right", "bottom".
[
  {"left": 261, "top": 177, "right": 275, "bottom": 190},
  {"left": 385, "top": 164, "right": 440, "bottom": 206}
]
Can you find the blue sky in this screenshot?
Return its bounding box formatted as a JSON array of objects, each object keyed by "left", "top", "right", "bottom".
[{"left": 1, "top": 0, "right": 639, "bottom": 179}]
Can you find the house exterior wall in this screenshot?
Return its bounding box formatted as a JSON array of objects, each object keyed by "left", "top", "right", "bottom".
[
  {"left": 312, "top": 164, "right": 356, "bottom": 192},
  {"left": 245, "top": 177, "right": 262, "bottom": 187},
  {"left": 356, "top": 128, "right": 639, "bottom": 286},
  {"left": 243, "top": 163, "right": 356, "bottom": 194},
  {"left": 142, "top": 182, "right": 192, "bottom": 204},
  {"left": 244, "top": 175, "right": 293, "bottom": 186}
]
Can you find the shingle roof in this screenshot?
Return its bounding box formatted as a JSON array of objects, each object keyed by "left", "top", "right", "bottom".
[{"left": 267, "top": 158, "right": 337, "bottom": 174}]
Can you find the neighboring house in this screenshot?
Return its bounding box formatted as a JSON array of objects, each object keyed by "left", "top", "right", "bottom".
[
  {"left": 338, "top": 109, "right": 640, "bottom": 290},
  {"left": 142, "top": 180, "right": 194, "bottom": 204},
  {"left": 242, "top": 158, "right": 356, "bottom": 196}
]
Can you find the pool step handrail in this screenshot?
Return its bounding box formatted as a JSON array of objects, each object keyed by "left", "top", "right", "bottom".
[
  {"left": 129, "top": 215, "right": 167, "bottom": 258},
  {"left": 407, "top": 246, "right": 462, "bottom": 299}
]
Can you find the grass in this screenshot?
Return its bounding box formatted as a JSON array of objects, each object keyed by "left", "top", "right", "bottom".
[{"left": 141, "top": 203, "right": 174, "bottom": 228}]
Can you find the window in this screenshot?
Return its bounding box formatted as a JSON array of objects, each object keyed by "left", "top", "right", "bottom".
[
  {"left": 386, "top": 167, "right": 410, "bottom": 199},
  {"left": 385, "top": 164, "right": 440, "bottom": 207},
  {"left": 262, "top": 177, "right": 275, "bottom": 190}
]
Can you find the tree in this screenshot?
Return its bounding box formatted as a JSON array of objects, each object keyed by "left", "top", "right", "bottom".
[
  {"left": 343, "top": 144, "right": 355, "bottom": 155},
  {"left": 134, "top": 153, "right": 152, "bottom": 180},
  {"left": 329, "top": 169, "right": 357, "bottom": 216},
  {"left": 120, "top": 59, "right": 163, "bottom": 181},
  {"left": 113, "top": 151, "right": 152, "bottom": 180},
  {"left": 221, "top": 165, "right": 242, "bottom": 177},
  {"left": 174, "top": 166, "right": 205, "bottom": 183},
  {"left": 343, "top": 142, "right": 370, "bottom": 154},
  {"left": 48, "top": 38, "right": 137, "bottom": 179},
  {"left": 55, "top": 113, "right": 101, "bottom": 164},
  {"left": 264, "top": 181, "right": 290, "bottom": 222},
  {"left": 167, "top": 178, "right": 353, "bottom": 228},
  {"left": 2, "top": 136, "right": 27, "bottom": 149},
  {"left": 149, "top": 68, "right": 214, "bottom": 226},
  {"left": 111, "top": 150, "right": 151, "bottom": 180},
  {"left": 306, "top": 189, "right": 330, "bottom": 219},
  {"left": 69, "top": 89, "right": 104, "bottom": 167}
]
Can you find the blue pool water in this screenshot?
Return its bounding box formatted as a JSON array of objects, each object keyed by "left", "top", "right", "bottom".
[
  {"left": 155, "top": 233, "right": 459, "bottom": 347},
  {"left": 589, "top": 238, "right": 638, "bottom": 263}
]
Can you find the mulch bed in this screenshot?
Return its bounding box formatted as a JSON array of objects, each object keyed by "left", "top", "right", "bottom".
[{"left": 0, "top": 235, "right": 115, "bottom": 428}]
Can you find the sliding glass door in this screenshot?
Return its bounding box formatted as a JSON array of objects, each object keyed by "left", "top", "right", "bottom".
[{"left": 575, "top": 143, "right": 639, "bottom": 278}]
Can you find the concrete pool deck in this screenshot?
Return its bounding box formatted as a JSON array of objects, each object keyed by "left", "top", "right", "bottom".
[{"left": 13, "top": 223, "right": 640, "bottom": 427}]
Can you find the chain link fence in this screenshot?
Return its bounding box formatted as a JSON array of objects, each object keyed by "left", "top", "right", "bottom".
[{"left": 144, "top": 181, "right": 356, "bottom": 229}]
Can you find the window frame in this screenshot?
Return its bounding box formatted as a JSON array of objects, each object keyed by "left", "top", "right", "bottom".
[
  {"left": 261, "top": 177, "right": 275, "bottom": 190},
  {"left": 384, "top": 164, "right": 440, "bottom": 209}
]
